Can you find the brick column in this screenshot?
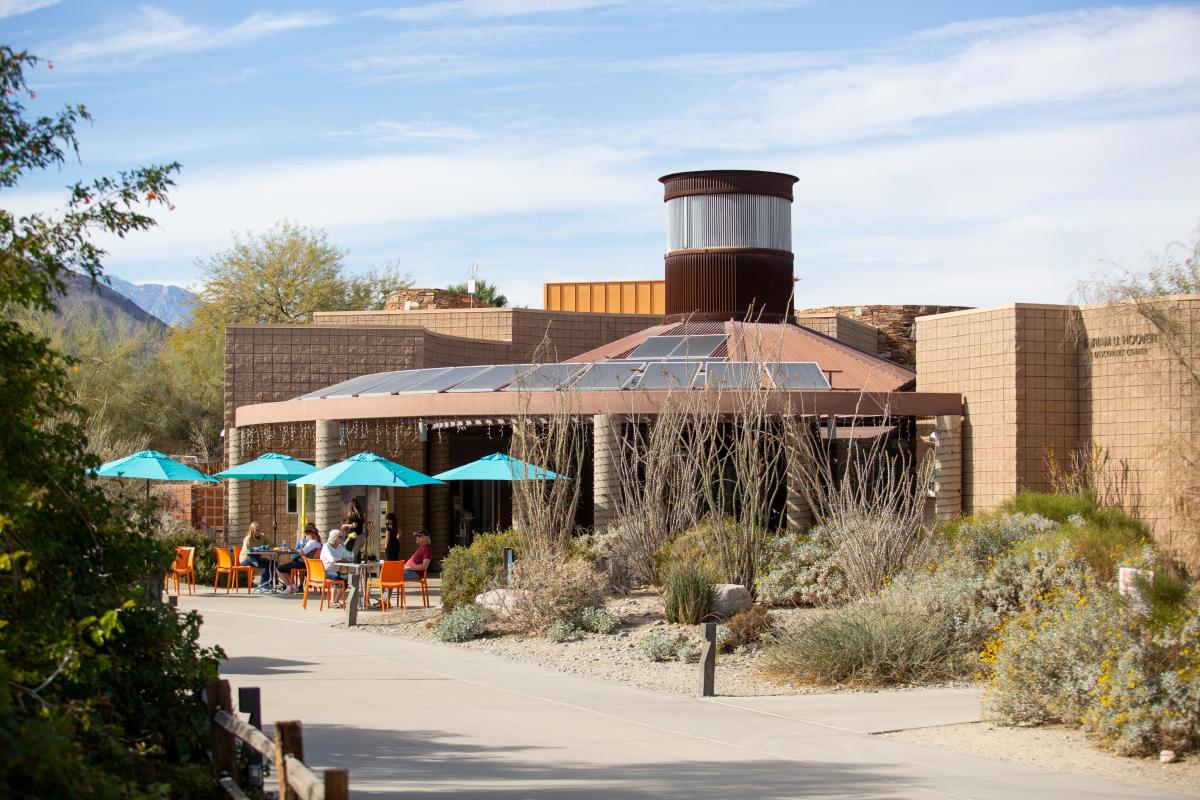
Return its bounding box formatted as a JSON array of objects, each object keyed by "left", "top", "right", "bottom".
[
  {"left": 933, "top": 415, "right": 962, "bottom": 520},
  {"left": 226, "top": 426, "right": 246, "bottom": 545},
  {"left": 785, "top": 419, "right": 815, "bottom": 535},
  {"left": 592, "top": 414, "right": 624, "bottom": 533},
  {"left": 314, "top": 420, "right": 342, "bottom": 533},
  {"left": 427, "top": 431, "right": 452, "bottom": 562}
]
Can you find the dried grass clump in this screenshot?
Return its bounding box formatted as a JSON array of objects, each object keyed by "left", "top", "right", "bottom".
[
  {"left": 725, "top": 605, "right": 773, "bottom": 647},
  {"left": 761, "top": 599, "right": 958, "bottom": 687},
  {"left": 507, "top": 557, "right": 606, "bottom": 634}
]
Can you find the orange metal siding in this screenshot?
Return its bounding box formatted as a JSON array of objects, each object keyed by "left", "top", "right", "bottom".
[{"left": 544, "top": 281, "right": 665, "bottom": 315}]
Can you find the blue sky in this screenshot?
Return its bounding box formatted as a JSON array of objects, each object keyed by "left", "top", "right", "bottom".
[{"left": 5, "top": 0, "right": 1200, "bottom": 308}]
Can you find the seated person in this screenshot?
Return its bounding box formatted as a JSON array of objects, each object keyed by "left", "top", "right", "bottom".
[
  {"left": 320, "top": 528, "right": 353, "bottom": 606},
  {"left": 278, "top": 524, "right": 321, "bottom": 595},
  {"left": 404, "top": 529, "right": 433, "bottom": 580},
  {"left": 239, "top": 522, "right": 270, "bottom": 590}
]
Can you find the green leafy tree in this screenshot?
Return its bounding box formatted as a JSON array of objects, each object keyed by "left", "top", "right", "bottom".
[
  {"left": 192, "top": 220, "right": 409, "bottom": 325},
  {"left": 0, "top": 47, "right": 222, "bottom": 797},
  {"left": 448, "top": 277, "right": 508, "bottom": 307}
]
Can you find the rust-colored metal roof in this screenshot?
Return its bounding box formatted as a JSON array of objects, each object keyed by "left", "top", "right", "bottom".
[{"left": 566, "top": 320, "right": 914, "bottom": 392}]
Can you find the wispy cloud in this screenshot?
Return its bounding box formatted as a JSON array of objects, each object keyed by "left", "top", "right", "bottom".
[
  {"left": 677, "top": 4, "right": 1200, "bottom": 148},
  {"left": 364, "top": 0, "right": 812, "bottom": 23},
  {"left": 323, "top": 119, "right": 489, "bottom": 144},
  {"left": 49, "top": 7, "right": 336, "bottom": 67},
  {"left": 0, "top": 0, "right": 59, "bottom": 19}
]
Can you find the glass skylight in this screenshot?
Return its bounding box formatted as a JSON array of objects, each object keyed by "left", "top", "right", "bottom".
[
  {"left": 570, "top": 361, "right": 645, "bottom": 390},
  {"left": 446, "top": 364, "right": 538, "bottom": 393},
  {"left": 767, "top": 362, "right": 830, "bottom": 389}
]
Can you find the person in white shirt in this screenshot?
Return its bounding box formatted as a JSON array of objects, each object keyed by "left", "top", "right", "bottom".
[{"left": 320, "top": 528, "right": 353, "bottom": 606}]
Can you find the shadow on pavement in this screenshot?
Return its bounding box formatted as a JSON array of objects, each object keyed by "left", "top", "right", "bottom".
[
  {"left": 301, "top": 723, "right": 898, "bottom": 799},
  {"left": 221, "top": 656, "right": 315, "bottom": 676}
]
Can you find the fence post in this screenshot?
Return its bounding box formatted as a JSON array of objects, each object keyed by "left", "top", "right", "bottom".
[
  {"left": 274, "top": 720, "right": 304, "bottom": 800},
  {"left": 206, "top": 679, "right": 238, "bottom": 790},
  {"left": 697, "top": 622, "right": 716, "bottom": 697},
  {"left": 237, "top": 686, "right": 264, "bottom": 790},
  {"left": 324, "top": 768, "right": 350, "bottom": 800}
]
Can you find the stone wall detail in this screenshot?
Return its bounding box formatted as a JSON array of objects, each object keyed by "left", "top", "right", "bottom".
[
  {"left": 804, "top": 304, "right": 971, "bottom": 367},
  {"left": 384, "top": 288, "right": 475, "bottom": 311},
  {"left": 226, "top": 426, "right": 247, "bottom": 544},
  {"left": 932, "top": 415, "right": 962, "bottom": 520},
  {"left": 314, "top": 419, "right": 342, "bottom": 534}
]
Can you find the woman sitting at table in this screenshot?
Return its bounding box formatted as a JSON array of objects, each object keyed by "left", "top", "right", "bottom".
[
  {"left": 240, "top": 522, "right": 270, "bottom": 591},
  {"left": 278, "top": 524, "right": 321, "bottom": 595},
  {"left": 320, "top": 528, "right": 353, "bottom": 607}
]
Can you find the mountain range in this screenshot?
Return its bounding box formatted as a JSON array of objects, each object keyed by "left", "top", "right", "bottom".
[{"left": 106, "top": 276, "right": 197, "bottom": 326}]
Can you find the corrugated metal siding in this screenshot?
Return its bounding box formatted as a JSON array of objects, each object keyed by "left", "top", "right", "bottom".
[
  {"left": 667, "top": 195, "right": 791, "bottom": 252},
  {"left": 664, "top": 250, "right": 793, "bottom": 322}
]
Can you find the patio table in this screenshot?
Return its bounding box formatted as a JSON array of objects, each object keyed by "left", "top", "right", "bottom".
[
  {"left": 250, "top": 548, "right": 298, "bottom": 592},
  {"left": 334, "top": 560, "right": 381, "bottom": 626}
]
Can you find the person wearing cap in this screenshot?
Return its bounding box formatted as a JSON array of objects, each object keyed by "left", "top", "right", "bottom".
[
  {"left": 404, "top": 530, "right": 433, "bottom": 580},
  {"left": 320, "top": 528, "right": 353, "bottom": 607}
]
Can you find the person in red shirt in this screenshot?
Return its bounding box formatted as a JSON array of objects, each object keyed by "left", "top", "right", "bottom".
[{"left": 404, "top": 530, "right": 432, "bottom": 579}]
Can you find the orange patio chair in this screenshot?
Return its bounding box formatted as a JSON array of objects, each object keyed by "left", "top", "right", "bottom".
[
  {"left": 366, "top": 561, "right": 407, "bottom": 610},
  {"left": 404, "top": 564, "right": 431, "bottom": 608},
  {"left": 214, "top": 546, "right": 252, "bottom": 593},
  {"left": 302, "top": 557, "right": 346, "bottom": 611},
  {"left": 168, "top": 546, "right": 196, "bottom": 595}
]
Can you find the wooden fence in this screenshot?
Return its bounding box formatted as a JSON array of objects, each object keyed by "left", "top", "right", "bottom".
[{"left": 206, "top": 678, "right": 349, "bottom": 800}]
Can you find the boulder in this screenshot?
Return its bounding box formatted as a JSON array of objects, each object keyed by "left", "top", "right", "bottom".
[
  {"left": 474, "top": 588, "right": 515, "bottom": 618},
  {"left": 711, "top": 584, "right": 752, "bottom": 619}
]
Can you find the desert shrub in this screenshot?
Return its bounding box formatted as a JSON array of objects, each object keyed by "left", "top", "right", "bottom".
[
  {"left": 440, "top": 530, "right": 520, "bottom": 612},
  {"left": 507, "top": 556, "right": 606, "bottom": 634},
  {"left": 985, "top": 586, "right": 1200, "bottom": 755},
  {"left": 546, "top": 620, "right": 583, "bottom": 643},
  {"left": 1000, "top": 490, "right": 1095, "bottom": 523},
  {"left": 653, "top": 525, "right": 715, "bottom": 586},
  {"left": 725, "top": 605, "right": 773, "bottom": 647},
  {"left": 756, "top": 527, "right": 848, "bottom": 607},
  {"left": 761, "top": 598, "right": 959, "bottom": 686},
  {"left": 663, "top": 562, "right": 713, "bottom": 624},
  {"left": 934, "top": 512, "right": 1057, "bottom": 568},
  {"left": 434, "top": 604, "right": 487, "bottom": 642},
  {"left": 161, "top": 530, "right": 218, "bottom": 585},
  {"left": 575, "top": 606, "right": 619, "bottom": 634},
  {"left": 638, "top": 630, "right": 676, "bottom": 661},
  {"left": 674, "top": 637, "right": 700, "bottom": 662},
  {"left": 716, "top": 624, "right": 735, "bottom": 653}
]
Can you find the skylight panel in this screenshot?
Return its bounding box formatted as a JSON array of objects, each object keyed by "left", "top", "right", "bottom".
[
  {"left": 445, "top": 364, "right": 537, "bottom": 392},
  {"left": 767, "top": 362, "right": 830, "bottom": 389},
  {"left": 700, "top": 362, "right": 762, "bottom": 390},
  {"left": 503, "top": 364, "right": 587, "bottom": 391},
  {"left": 628, "top": 336, "right": 685, "bottom": 359},
  {"left": 403, "top": 366, "right": 490, "bottom": 393},
  {"left": 637, "top": 361, "right": 701, "bottom": 390},
  {"left": 570, "top": 361, "right": 645, "bottom": 390}
]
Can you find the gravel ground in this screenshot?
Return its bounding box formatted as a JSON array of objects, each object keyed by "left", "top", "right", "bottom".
[
  {"left": 886, "top": 722, "right": 1200, "bottom": 797},
  {"left": 355, "top": 590, "right": 955, "bottom": 698}
]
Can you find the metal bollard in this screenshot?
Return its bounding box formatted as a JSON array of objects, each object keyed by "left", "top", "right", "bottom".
[{"left": 697, "top": 622, "right": 716, "bottom": 697}]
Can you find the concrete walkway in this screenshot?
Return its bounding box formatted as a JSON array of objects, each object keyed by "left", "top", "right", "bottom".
[{"left": 185, "top": 592, "right": 1184, "bottom": 799}]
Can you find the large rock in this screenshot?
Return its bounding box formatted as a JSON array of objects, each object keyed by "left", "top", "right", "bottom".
[
  {"left": 711, "top": 584, "right": 752, "bottom": 619},
  {"left": 474, "top": 588, "right": 515, "bottom": 618}
]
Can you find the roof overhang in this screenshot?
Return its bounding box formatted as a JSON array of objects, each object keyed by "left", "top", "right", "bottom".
[{"left": 234, "top": 390, "right": 962, "bottom": 427}]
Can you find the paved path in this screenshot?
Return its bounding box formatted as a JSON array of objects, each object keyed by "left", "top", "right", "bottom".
[{"left": 186, "top": 592, "right": 1184, "bottom": 799}]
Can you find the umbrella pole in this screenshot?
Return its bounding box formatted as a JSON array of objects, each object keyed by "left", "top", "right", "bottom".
[{"left": 272, "top": 478, "right": 278, "bottom": 548}]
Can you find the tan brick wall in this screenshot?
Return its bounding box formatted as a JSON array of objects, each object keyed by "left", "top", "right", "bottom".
[
  {"left": 917, "top": 297, "right": 1200, "bottom": 566},
  {"left": 917, "top": 306, "right": 1021, "bottom": 510},
  {"left": 795, "top": 313, "right": 880, "bottom": 355},
  {"left": 1077, "top": 297, "right": 1200, "bottom": 563}
]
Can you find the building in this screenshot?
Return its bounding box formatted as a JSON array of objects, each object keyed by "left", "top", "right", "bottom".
[{"left": 221, "top": 169, "right": 1199, "bottom": 568}]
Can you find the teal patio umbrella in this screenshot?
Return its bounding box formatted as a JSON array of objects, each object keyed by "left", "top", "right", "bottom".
[
  {"left": 433, "top": 453, "right": 569, "bottom": 532},
  {"left": 92, "top": 449, "right": 217, "bottom": 503},
  {"left": 432, "top": 452, "right": 567, "bottom": 482},
  {"left": 290, "top": 452, "right": 445, "bottom": 489},
  {"left": 291, "top": 452, "right": 444, "bottom": 558},
  {"left": 214, "top": 453, "right": 316, "bottom": 546}
]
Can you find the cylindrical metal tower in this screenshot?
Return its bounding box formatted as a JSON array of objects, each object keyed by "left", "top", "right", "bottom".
[{"left": 659, "top": 169, "right": 797, "bottom": 323}]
